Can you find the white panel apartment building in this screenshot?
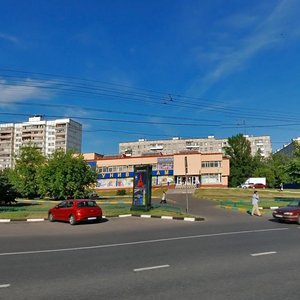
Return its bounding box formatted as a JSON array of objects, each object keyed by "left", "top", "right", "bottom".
[
  {"left": 119, "top": 135, "right": 272, "bottom": 158},
  {"left": 0, "top": 116, "right": 82, "bottom": 170}
]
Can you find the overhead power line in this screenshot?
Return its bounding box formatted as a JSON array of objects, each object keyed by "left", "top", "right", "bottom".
[{"left": 1, "top": 68, "right": 300, "bottom": 133}]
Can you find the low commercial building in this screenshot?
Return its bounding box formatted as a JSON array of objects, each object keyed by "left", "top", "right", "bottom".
[{"left": 83, "top": 152, "right": 230, "bottom": 190}]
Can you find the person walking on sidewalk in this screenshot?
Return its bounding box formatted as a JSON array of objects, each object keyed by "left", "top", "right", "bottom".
[
  {"left": 160, "top": 191, "right": 167, "bottom": 204},
  {"left": 251, "top": 190, "right": 262, "bottom": 216}
]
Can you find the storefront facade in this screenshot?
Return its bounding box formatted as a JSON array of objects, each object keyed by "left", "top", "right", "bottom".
[
  {"left": 83, "top": 152, "right": 229, "bottom": 189},
  {"left": 173, "top": 152, "right": 229, "bottom": 187}
]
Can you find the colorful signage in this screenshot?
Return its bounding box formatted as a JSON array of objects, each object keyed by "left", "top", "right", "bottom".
[
  {"left": 97, "top": 169, "right": 173, "bottom": 179},
  {"left": 132, "top": 165, "right": 152, "bottom": 210}
]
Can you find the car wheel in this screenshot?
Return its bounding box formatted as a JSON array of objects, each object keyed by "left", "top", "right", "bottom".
[
  {"left": 297, "top": 215, "right": 300, "bottom": 225},
  {"left": 69, "top": 215, "right": 77, "bottom": 225},
  {"left": 49, "top": 213, "right": 55, "bottom": 222}
]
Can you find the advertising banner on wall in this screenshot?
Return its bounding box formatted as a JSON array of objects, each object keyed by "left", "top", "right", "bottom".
[{"left": 131, "top": 165, "right": 152, "bottom": 211}]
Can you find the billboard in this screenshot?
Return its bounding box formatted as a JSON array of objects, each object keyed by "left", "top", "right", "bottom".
[{"left": 131, "top": 165, "right": 152, "bottom": 210}]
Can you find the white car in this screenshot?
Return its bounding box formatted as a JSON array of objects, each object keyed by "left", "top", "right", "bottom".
[{"left": 239, "top": 183, "right": 253, "bottom": 189}]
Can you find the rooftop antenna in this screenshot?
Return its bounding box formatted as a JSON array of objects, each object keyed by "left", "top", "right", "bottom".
[{"left": 237, "top": 120, "right": 247, "bottom": 135}]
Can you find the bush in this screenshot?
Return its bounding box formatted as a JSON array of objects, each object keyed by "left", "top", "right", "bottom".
[{"left": 116, "top": 189, "right": 126, "bottom": 196}]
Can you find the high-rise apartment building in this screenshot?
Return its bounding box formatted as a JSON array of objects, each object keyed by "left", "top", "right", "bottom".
[
  {"left": 0, "top": 116, "right": 82, "bottom": 170},
  {"left": 274, "top": 137, "right": 300, "bottom": 158},
  {"left": 119, "top": 135, "right": 272, "bottom": 158}
]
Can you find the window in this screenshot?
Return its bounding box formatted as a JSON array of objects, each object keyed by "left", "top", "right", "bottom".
[
  {"left": 201, "top": 174, "right": 221, "bottom": 184},
  {"left": 58, "top": 201, "right": 67, "bottom": 208},
  {"left": 66, "top": 201, "right": 74, "bottom": 208},
  {"left": 78, "top": 201, "right": 97, "bottom": 207},
  {"left": 201, "top": 161, "right": 221, "bottom": 168}
]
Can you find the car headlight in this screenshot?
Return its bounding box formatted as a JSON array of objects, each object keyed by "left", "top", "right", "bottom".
[
  {"left": 273, "top": 210, "right": 278, "bottom": 214},
  {"left": 284, "top": 212, "right": 294, "bottom": 216}
]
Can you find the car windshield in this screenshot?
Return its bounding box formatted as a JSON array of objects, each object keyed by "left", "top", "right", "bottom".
[
  {"left": 287, "top": 200, "right": 300, "bottom": 207},
  {"left": 77, "top": 201, "right": 97, "bottom": 207}
]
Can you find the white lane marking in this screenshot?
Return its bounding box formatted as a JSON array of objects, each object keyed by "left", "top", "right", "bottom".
[
  {"left": 0, "top": 227, "right": 288, "bottom": 257},
  {"left": 134, "top": 265, "right": 170, "bottom": 272},
  {"left": 119, "top": 214, "right": 132, "bottom": 218},
  {"left": 251, "top": 251, "right": 277, "bottom": 257},
  {"left": 0, "top": 284, "right": 10, "bottom": 288}
]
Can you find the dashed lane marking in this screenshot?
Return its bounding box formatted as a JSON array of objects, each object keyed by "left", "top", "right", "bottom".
[
  {"left": 134, "top": 265, "right": 170, "bottom": 272},
  {"left": 251, "top": 251, "right": 277, "bottom": 257},
  {"left": 0, "top": 228, "right": 288, "bottom": 257}
]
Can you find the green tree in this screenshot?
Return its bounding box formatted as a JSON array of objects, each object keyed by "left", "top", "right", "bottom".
[
  {"left": 223, "top": 134, "right": 253, "bottom": 187},
  {"left": 0, "top": 169, "right": 19, "bottom": 204},
  {"left": 8, "top": 144, "right": 46, "bottom": 198},
  {"left": 38, "top": 150, "right": 97, "bottom": 199},
  {"left": 286, "top": 142, "right": 300, "bottom": 184},
  {"left": 259, "top": 153, "right": 290, "bottom": 188}
]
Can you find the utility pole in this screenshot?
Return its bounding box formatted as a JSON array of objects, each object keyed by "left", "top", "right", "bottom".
[{"left": 185, "top": 156, "right": 189, "bottom": 213}]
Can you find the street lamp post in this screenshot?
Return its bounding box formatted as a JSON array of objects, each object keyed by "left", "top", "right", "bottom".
[{"left": 185, "top": 156, "right": 189, "bottom": 213}]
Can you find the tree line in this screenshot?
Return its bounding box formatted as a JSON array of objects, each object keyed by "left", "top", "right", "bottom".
[
  {"left": 0, "top": 145, "right": 97, "bottom": 203},
  {"left": 224, "top": 133, "right": 298, "bottom": 188},
  {"left": 1, "top": 134, "right": 299, "bottom": 203}
]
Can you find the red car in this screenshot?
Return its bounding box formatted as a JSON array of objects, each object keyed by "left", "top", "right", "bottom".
[
  {"left": 272, "top": 200, "right": 300, "bottom": 224},
  {"left": 48, "top": 199, "right": 103, "bottom": 225},
  {"left": 252, "top": 183, "right": 266, "bottom": 189}
]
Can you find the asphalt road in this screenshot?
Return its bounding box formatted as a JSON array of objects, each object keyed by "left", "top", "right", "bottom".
[{"left": 0, "top": 194, "right": 299, "bottom": 300}]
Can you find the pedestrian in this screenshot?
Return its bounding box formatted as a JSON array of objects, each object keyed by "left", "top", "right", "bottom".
[
  {"left": 280, "top": 183, "right": 283, "bottom": 191},
  {"left": 167, "top": 178, "right": 171, "bottom": 186},
  {"left": 251, "top": 190, "right": 261, "bottom": 216},
  {"left": 160, "top": 191, "right": 167, "bottom": 204}
]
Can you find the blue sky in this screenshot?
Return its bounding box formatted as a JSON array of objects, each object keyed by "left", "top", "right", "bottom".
[{"left": 1, "top": 0, "right": 300, "bottom": 154}]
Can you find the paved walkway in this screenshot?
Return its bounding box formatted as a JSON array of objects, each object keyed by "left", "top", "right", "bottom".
[{"left": 163, "top": 191, "right": 273, "bottom": 226}]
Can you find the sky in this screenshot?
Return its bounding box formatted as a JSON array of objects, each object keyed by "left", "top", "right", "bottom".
[{"left": 1, "top": 0, "right": 300, "bottom": 154}]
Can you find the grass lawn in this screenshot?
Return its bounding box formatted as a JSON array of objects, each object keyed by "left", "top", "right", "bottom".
[
  {"left": 0, "top": 196, "right": 194, "bottom": 219},
  {"left": 194, "top": 187, "right": 300, "bottom": 201},
  {"left": 194, "top": 187, "right": 300, "bottom": 212},
  {"left": 2, "top": 187, "right": 299, "bottom": 219}
]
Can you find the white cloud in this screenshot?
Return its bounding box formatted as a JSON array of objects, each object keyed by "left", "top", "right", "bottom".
[
  {"left": 0, "top": 79, "right": 51, "bottom": 106},
  {"left": 202, "top": 0, "right": 300, "bottom": 83},
  {"left": 0, "top": 32, "right": 19, "bottom": 44}
]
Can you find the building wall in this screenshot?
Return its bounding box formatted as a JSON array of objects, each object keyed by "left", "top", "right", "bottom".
[
  {"left": 84, "top": 152, "right": 230, "bottom": 189},
  {"left": 246, "top": 135, "right": 272, "bottom": 158},
  {"left": 275, "top": 138, "right": 300, "bottom": 158},
  {"left": 0, "top": 116, "right": 82, "bottom": 170},
  {"left": 119, "top": 136, "right": 227, "bottom": 156},
  {"left": 119, "top": 135, "right": 272, "bottom": 158},
  {"left": 0, "top": 124, "right": 15, "bottom": 169},
  {"left": 173, "top": 153, "right": 229, "bottom": 175}
]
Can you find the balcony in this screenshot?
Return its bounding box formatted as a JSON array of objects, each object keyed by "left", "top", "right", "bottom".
[
  {"left": 186, "top": 145, "right": 200, "bottom": 149},
  {"left": 150, "top": 144, "right": 163, "bottom": 151}
]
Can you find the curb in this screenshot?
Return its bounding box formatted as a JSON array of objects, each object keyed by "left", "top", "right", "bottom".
[
  {"left": 220, "top": 205, "right": 278, "bottom": 212},
  {"left": 130, "top": 214, "right": 204, "bottom": 222},
  {"left": 0, "top": 215, "right": 205, "bottom": 223},
  {"left": 0, "top": 218, "right": 46, "bottom": 223}
]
